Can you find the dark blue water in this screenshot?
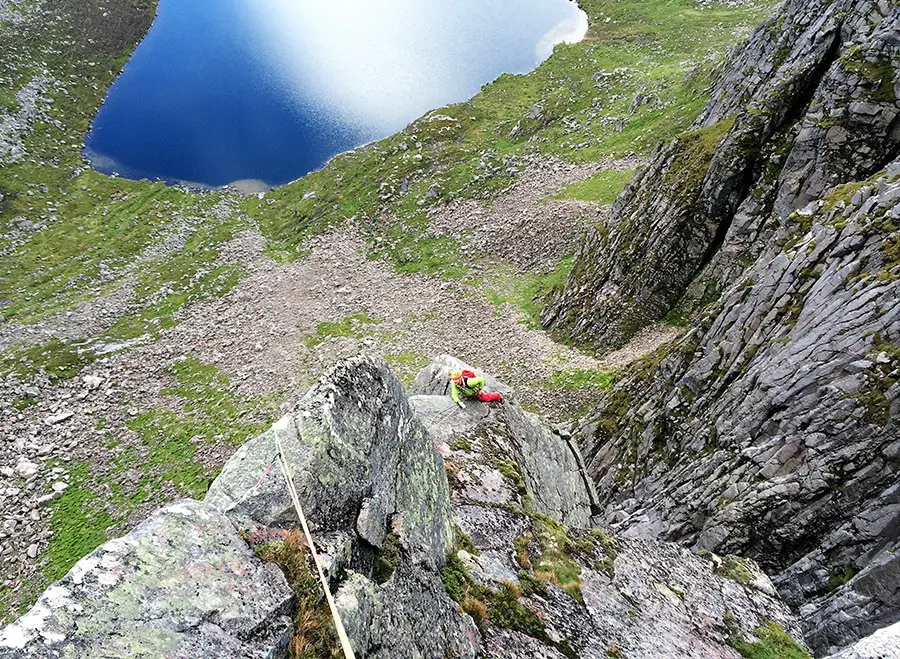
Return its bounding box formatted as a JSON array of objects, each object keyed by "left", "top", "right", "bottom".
[{"left": 84, "top": 0, "right": 586, "bottom": 189}]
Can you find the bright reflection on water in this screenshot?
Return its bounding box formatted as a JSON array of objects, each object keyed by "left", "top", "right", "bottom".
[{"left": 85, "top": 0, "right": 587, "bottom": 189}]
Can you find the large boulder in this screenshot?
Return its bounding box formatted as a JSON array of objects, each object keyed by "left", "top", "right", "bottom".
[
  {"left": 0, "top": 500, "right": 294, "bottom": 659},
  {"left": 206, "top": 355, "right": 477, "bottom": 658},
  {"left": 206, "top": 354, "right": 453, "bottom": 570},
  {"left": 335, "top": 564, "right": 480, "bottom": 658}
]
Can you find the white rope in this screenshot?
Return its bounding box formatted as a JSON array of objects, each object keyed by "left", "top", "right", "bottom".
[{"left": 273, "top": 426, "right": 356, "bottom": 659}]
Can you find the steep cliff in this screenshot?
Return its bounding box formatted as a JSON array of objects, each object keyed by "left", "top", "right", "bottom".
[
  {"left": 544, "top": 0, "right": 899, "bottom": 350},
  {"left": 544, "top": 0, "right": 900, "bottom": 655}
]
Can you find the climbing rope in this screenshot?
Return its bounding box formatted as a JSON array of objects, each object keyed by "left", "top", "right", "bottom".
[
  {"left": 423, "top": 403, "right": 462, "bottom": 431},
  {"left": 272, "top": 425, "right": 356, "bottom": 659}
]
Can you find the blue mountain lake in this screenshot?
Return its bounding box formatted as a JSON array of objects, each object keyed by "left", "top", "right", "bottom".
[{"left": 84, "top": 0, "right": 587, "bottom": 190}]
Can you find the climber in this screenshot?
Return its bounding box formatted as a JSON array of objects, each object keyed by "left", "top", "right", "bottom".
[{"left": 449, "top": 369, "right": 504, "bottom": 408}]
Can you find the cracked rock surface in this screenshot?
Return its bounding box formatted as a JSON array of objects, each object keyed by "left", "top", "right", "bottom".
[
  {"left": 538, "top": 0, "right": 899, "bottom": 653},
  {"left": 0, "top": 499, "right": 294, "bottom": 658}
]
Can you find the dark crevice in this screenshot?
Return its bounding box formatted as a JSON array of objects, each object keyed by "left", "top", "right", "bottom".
[
  {"left": 874, "top": 119, "right": 900, "bottom": 173},
  {"left": 689, "top": 26, "right": 845, "bottom": 284}
]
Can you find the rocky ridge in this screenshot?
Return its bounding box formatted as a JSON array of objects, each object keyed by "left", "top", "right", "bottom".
[
  {"left": 538, "top": 0, "right": 900, "bottom": 655},
  {"left": 0, "top": 356, "right": 810, "bottom": 658},
  {"left": 544, "top": 0, "right": 899, "bottom": 349}
]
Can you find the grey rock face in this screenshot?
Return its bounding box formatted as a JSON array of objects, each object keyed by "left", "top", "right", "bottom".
[
  {"left": 335, "top": 564, "right": 479, "bottom": 659},
  {"left": 576, "top": 170, "right": 900, "bottom": 653},
  {"left": 823, "top": 620, "right": 900, "bottom": 659},
  {"left": 207, "top": 354, "right": 453, "bottom": 570},
  {"left": 801, "top": 545, "right": 900, "bottom": 656},
  {"left": 410, "top": 354, "right": 595, "bottom": 527},
  {"left": 416, "top": 357, "right": 807, "bottom": 658},
  {"left": 0, "top": 500, "right": 294, "bottom": 659},
  {"left": 544, "top": 0, "right": 899, "bottom": 351}
]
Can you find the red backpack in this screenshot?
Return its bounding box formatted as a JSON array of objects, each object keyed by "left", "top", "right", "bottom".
[{"left": 461, "top": 369, "right": 476, "bottom": 379}]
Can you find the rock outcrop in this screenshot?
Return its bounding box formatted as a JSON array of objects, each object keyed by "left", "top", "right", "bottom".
[
  {"left": 0, "top": 500, "right": 294, "bottom": 658},
  {"left": 206, "top": 355, "right": 475, "bottom": 659},
  {"left": 409, "top": 357, "right": 807, "bottom": 658},
  {"left": 575, "top": 170, "right": 899, "bottom": 653},
  {"left": 542, "top": 0, "right": 900, "bottom": 653},
  {"left": 0, "top": 356, "right": 811, "bottom": 658}
]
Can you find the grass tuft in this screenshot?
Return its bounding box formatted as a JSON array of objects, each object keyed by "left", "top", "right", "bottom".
[
  {"left": 729, "top": 620, "right": 811, "bottom": 659},
  {"left": 255, "top": 531, "right": 342, "bottom": 659}
]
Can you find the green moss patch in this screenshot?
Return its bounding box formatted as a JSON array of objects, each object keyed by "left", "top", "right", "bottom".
[
  {"left": 718, "top": 555, "right": 754, "bottom": 585},
  {"left": 373, "top": 531, "right": 401, "bottom": 584},
  {"left": 385, "top": 352, "right": 429, "bottom": 387},
  {"left": 441, "top": 553, "right": 576, "bottom": 658},
  {"left": 43, "top": 462, "right": 114, "bottom": 582},
  {"left": 126, "top": 357, "right": 276, "bottom": 499},
  {"left": 854, "top": 340, "right": 899, "bottom": 426},
  {"left": 595, "top": 389, "right": 633, "bottom": 437},
  {"left": 550, "top": 369, "right": 614, "bottom": 390},
  {"left": 483, "top": 255, "right": 574, "bottom": 328},
  {"left": 497, "top": 459, "right": 527, "bottom": 494},
  {"left": 840, "top": 47, "right": 897, "bottom": 103},
  {"left": 441, "top": 552, "right": 471, "bottom": 603},
  {"left": 549, "top": 169, "right": 635, "bottom": 205},
  {"left": 662, "top": 116, "right": 735, "bottom": 203},
  {"left": 514, "top": 515, "right": 605, "bottom": 602},
  {"left": 1, "top": 338, "right": 97, "bottom": 383},
  {"left": 304, "top": 312, "right": 382, "bottom": 348},
  {"left": 827, "top": 564, "right": 857, "bottom": 591},
  {"left": 729, "top": 620, "right": 811, "bottom": 659},
  {"left": 255, "top": 531, "right": 341, "bottom": 658}
]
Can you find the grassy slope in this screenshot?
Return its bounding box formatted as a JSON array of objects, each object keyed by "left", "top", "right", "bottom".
[
  {"left": 245, "top": 0, "right": 773, "bottom": 312},
  {"left": 0, "top": 0, "right": 244, "bottom": 331},
  {"left": 0, "top": 0, "right": 774, "bottom": 621}
]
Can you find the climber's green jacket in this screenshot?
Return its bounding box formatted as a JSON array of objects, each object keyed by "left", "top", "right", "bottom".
[{"left": 450, "top": 375, "right": 485, "bottom": 403}]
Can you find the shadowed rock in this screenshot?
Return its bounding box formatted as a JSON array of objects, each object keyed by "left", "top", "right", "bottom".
[{"left": 576, "top": 165, "right": 900, "bottom": 655}]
